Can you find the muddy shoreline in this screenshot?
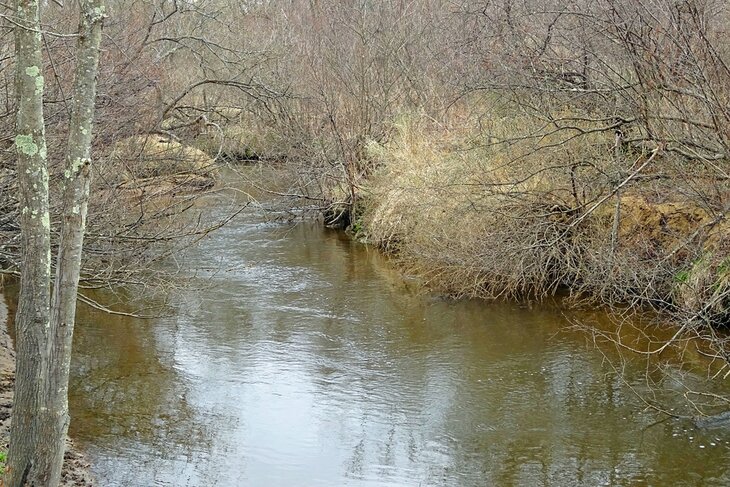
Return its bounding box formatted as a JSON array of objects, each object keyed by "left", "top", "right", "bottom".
[{"left": 0, "top": 292, "right": 95, "bottom": 486}]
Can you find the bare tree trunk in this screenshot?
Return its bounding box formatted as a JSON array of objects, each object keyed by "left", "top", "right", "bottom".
[
  {"left": 38, "top": 2, "right": 105, "bottom": 485},
  {"left": 5, "top": 2, "right": 105, "bottom": 486},
  {"left": 5, "top": 1, "right": 52, "bottom": 485}
]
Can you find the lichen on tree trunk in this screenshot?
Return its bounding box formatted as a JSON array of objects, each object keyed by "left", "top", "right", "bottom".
[
  {"left": 4, "top": 2, "right": 105, "bottom": 486},
  {"left": 5, "top": 1, "right": 52, "bottom": 485}
]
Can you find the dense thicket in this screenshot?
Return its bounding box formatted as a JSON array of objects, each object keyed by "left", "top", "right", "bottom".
[{"left": 0, "top": 0, "right": 728, "bottom": 411}]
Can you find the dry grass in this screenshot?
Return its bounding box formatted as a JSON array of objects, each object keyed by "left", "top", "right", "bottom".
[
  {"left": 186, "top": 110, "right": 287, "bottom": 164},
  {"left": 363, "top": 114, "right": 600, "bottom": 297},
  {"left": 361, "top": 113, "right": 729, "bottom": 326},
  {"left": 109, "top": 135, "right": 217, "bottom": 182}
]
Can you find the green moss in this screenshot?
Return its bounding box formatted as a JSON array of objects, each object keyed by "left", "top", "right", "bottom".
[
  {"left": 64, "top": 157, "right": 87, "bottom": 179},
  {"left": 40, "top": 211, "right": 50, "bottom": 230},
  {"left": 34, "top": 74, "right": 44, "bottom": 94},
  {"left": 15, "top": 134, "right": 39, "bottom": 156},
  {"left": 718, "top": 258, "right": 730, "bottom": 276},
  {"left": 24, "top": 65, "right": 44, "bottom": 94},
  {"left": 674, "top": 269, "right": 690, "bottom": 283}
]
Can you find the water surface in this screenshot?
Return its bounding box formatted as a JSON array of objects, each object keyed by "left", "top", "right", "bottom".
[{"left": 62, "top": 194, "right": 730, "bottom": 486}]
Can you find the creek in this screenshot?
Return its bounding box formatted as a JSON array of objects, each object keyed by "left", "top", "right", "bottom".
[{"left": 22, "top": 186, "right": 730, "bottom": 486}]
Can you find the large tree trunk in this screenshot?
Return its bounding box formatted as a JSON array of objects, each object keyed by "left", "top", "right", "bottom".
[
  {"left": 5, "top": 1, "right": 52, "bottom": 486},
  {"left": 5, "top": 2, "right": 105, "bottom": 486},
  {"left": 39, "top": 2, "right": 105, "bottom": 485}
]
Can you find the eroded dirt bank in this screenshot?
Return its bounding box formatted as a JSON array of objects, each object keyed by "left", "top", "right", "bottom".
[{"left": 0, "top": 292, "right": 95, "bottom": 487}]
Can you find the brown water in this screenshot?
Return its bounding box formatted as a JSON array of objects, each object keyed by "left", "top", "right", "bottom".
[{"left": 49, "top": 193, "right": 730, "bottom": 485}]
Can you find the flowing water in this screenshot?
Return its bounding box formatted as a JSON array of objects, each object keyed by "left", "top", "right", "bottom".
[{"left": 14, "top": 190, "right": 730, "bottom": 486}]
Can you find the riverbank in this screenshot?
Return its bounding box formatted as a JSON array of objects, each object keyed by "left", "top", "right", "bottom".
[
  {"left": 349, "top": 116, "right": 729, "bottom": 329},
  {"left": 0, "top": 293, "right": 95, "bottom": 487}
]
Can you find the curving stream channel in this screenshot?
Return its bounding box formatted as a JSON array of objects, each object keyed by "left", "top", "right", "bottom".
[{"left": 49, "top": 190, "right": 730, "bottom": 485}]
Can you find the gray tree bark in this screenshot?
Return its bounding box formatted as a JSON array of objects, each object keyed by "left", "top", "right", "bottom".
[
  {"left": 5, "top": 2, "right": 105, "bottom": 486},
  {"left": 39, "top": 2, "right": 106, "bottom": 485},
  {"left": 5, "top": 1, "right": 52, "bottom": 485}
]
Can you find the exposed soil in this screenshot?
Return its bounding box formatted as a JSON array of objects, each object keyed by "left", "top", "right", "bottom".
[{"left": 0, "top": 292, "right": 95, "bottom": 487}]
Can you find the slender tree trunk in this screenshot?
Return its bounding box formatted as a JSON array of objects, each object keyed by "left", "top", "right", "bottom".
[
  {"left": 5, "top": 1, "right": 52, "bottom": 485},
  {"left": 5, "top": 2, "right": 105, "bottom": 486},
  {"left": 37, "top": 2, "right": 105, "bottom": 485}
]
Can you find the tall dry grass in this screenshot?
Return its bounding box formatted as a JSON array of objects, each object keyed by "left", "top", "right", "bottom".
[{"left": 361, "top": 110, "right": 728, "bottom": 329}]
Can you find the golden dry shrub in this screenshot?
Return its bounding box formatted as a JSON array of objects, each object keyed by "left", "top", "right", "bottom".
[
  {"left": 110, "top": 135, "right": 217, "bottom": 181},
  {"left": 361, "top": 111, "right": 728, "bottom": 324},
  {"left": 192, "top": 117, "right": 285, "bottom": 163},
  {"left": 362, "top": 114, "right": 604, "bottom": 299}
]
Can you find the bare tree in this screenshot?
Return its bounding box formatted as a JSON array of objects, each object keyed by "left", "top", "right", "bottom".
[
  {"left": 4, "top": 1, "right": 105, "bottom": 486},
  {"left": 5, "top": 1, "right": 53, "bottom": 483}
]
